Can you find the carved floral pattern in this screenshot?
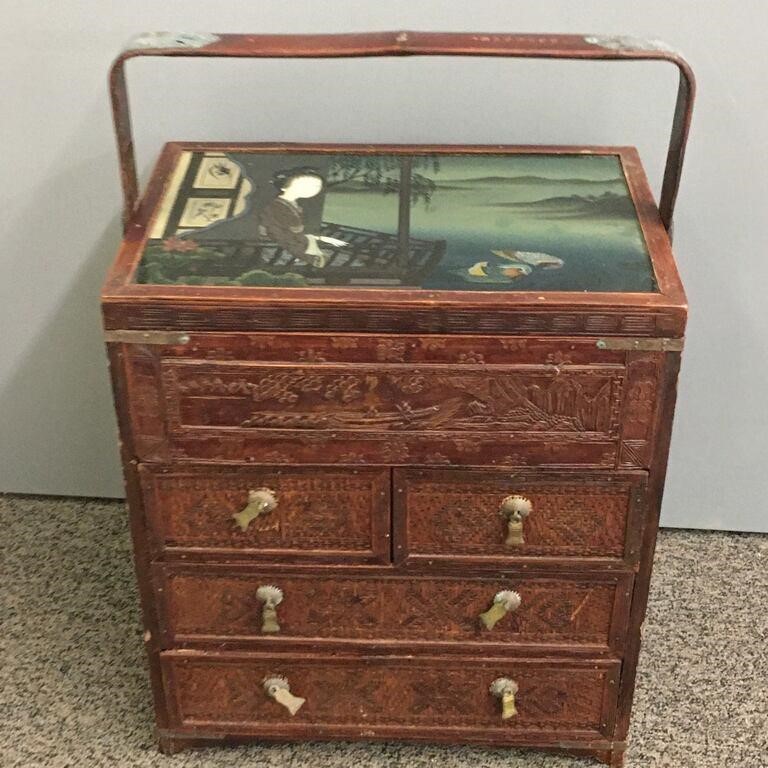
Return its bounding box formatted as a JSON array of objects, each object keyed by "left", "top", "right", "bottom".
[
  {"left": 546, "top": 351, "right": 574, "bottom": 366},
  {"left": 388, "top": 373, "right": 427, "bottom": 394},
  {"left": 375, "top": 339, "right": 407, "bottom": 362},
  {"left": 330, "top": 337, "right": 359, "bottom": 349},
  {"left": 499, "top": 453, "right": 530, "bottom": 466},
  {"left": 618, "top": 354, "right": 662, "bottom": 468},
  {"left": 296, "top": 349, "right": 327, "bottom": 363},
  {"left": 424, "top": 452, "right": 452, "bottom": 465},
  {"left": 458, "top": 352, "right": 485, "bottom": 364},
  {"left": 624, "top": 379, "right": 656, "bottom": 439},
  {"left": 381, "top": 442, "right": 411, "bottom": 463},
  {"left": 500, "top": 339, "right": 527, "bottom": 351}
]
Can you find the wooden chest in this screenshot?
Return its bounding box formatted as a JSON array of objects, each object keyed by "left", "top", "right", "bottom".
[{"left": 103, "top": 32, "right": 694, "bottom": 767}]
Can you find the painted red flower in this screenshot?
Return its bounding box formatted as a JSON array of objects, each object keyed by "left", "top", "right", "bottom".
[{"left": 162, "top": 236, "right": 198, "bottom": 252}]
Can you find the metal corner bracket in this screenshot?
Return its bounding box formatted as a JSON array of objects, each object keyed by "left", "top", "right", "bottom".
[
  {"left": 104, "top": 330, "right": 191, "bottom": 345},
  {"left": 596, "top": 337, "right": 684, "bottom": 352}
]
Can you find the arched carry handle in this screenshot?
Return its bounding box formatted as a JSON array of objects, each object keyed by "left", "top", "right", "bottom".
[{"left": 110, "top": 31, "right": 695, "bottom": 236}]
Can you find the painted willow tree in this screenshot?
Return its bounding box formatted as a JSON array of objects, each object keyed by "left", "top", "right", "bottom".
[{"left": 325, "top": 155, "right": 441, "bottom": 265}]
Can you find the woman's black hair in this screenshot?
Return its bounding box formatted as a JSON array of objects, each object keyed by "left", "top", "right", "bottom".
[{"left": 271, "top": 166, "right": 324, "bottom": 191}]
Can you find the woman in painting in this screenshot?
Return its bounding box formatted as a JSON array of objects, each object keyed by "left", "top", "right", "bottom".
[{"left": 259, "top": 167, "right": 348, "bottom": 268}]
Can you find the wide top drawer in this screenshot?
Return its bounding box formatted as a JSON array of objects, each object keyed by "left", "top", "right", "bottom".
[{"left": 114, "top": 333, "right": 665, "bottom": 469}]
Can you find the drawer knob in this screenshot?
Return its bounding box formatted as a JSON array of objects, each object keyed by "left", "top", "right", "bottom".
[
  {"left": 263, "top": 676, "right": 305, "bottom": 715},
  {"left": 232, "top": 487, "right": 278, "bottom": 532},
  {"left": 500, "top": 495, "right": 532, "bottom": 546},
  {"left": 256, "top": 585, "right": 283, "bottom": 634},
  {"left": 479, "top": 590, "right": 521, "bottom": 630},
  {"left": 490, "top": 677, "right": 519, "bottom": 720}
]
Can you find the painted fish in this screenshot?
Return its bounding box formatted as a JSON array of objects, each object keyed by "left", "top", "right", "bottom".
[
  {"left": 460, "top": 260, "right": 532, "bottom": 283},
  {"left": 468, "top": 261, "right": 489, "bottom": 277},
  {"left": 498, "top": 263, "right": 532, "bottom": 279},
  {"left": 491, "top": 250, "right": 564, "bottom": 269}
]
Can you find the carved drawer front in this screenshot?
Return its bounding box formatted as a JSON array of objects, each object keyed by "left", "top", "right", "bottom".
[
  {"left": 120, "top": 334, "right": 663, "bottom": 468},
  {"left": 155, "top": 565, "right": 633, "bottom": 653},
  {"left": 139, "top": 465, "right": 390, "bottom": 563},
  {"left": 162, "top": 651, "right": 620, "bottom": 743},
  {"left": 395, "top": 469, "right": 647, "bottom": 567}
]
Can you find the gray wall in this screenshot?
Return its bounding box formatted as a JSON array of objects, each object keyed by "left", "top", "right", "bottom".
[{"left": 1, "top": 1, "right": 765, "bottom": 531}]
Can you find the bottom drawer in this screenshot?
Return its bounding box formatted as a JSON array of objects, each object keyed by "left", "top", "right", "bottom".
[{"left": 162, "top": 652, "right": 620, "bottom": 743}]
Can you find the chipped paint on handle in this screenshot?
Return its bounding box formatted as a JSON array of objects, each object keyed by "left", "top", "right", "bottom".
[{"left": 126, "top": 32, "right": 220, "bottom": 51}]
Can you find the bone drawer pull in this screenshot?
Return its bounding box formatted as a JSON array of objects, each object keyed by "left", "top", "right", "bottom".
[
  {"left": 256, "top": 585, "right": 283, "bottom": 634},
  {"left": 490, "top": 678, "right": 519, "bottom": 720},
  {"left": 232, "top": 487, "right": 278, "bottom": 531},
  {"left": 263, "top": 676, "right": 305, "bottom": 716},
  {"left": 499, "top": 495, "right": 533, "bottom": 545},
  {"left": 479, "top": 590, "right": 521, "bottom": 630}
]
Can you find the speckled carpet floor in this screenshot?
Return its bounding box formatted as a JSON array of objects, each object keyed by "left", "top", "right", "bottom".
[{"left": 2, "top": 494, "right": 767, "bottom": 768}]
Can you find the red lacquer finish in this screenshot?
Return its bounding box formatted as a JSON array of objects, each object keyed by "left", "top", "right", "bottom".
[{"left": 103, "top": 30, "right": 693, "bottom": 768}]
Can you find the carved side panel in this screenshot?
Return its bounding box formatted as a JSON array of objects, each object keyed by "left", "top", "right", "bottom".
[
  {"left": 122, "top": 344, "right": 169, "bottom": 461},
  {"left": 397, "top": 470, "right": 644, "bottom": 563},
  {"left": 140, "top": 465, "right": 389, "bottom": 562},
  {"left": 618, "top": 352, "right": 664, "bottom": 469},
  {"left": 164, "top": 654, "right": 618, "bottom": 735},
  {"left": 160, "top": 569, "right": 629, "bottom": 650}
]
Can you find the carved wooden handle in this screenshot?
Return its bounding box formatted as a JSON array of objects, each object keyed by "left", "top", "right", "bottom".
[
  {"left": 263, "top": 676, "right": 305, "bottom": 715},
  {"left": 232, "top": 487, "right": 278, "bottom": 532},
  {"left": 479, "top": 590, "right": 521, "bottom": 630},
  {"left": 499, "top": 495, "right": 532, "bottom": 546},
  {"left": 256, "top": 585, "right": 283, "bottom": 634},
  {"left": 490, "top": 677, "right": 519, "bottom": 720}
]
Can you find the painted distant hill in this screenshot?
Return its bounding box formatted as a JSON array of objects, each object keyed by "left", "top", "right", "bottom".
[
  {"left": 493, "top": 191, "right": 636, "bottom": 219},
  {"left": 439, "top": 175, "right": 625, "bottom": 186},
  {"left": 329, "top": 175, "right": 626, "bottom": 193},
  {"left": 330, "top": 179, "right": 470, "bottom": 193}
]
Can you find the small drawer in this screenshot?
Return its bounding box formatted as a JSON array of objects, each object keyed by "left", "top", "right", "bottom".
[
  {"left": 395, "top": 469, "right": 646, "bottom": 568},
  {"left": 155, "top": 564, "right": 633, "bottom": 653},
  {"left": 139, "top": 464, "right": 390, "bottom": 563},
  {"left": 162, "top": 651, "right": 620, "bottom": 743}
]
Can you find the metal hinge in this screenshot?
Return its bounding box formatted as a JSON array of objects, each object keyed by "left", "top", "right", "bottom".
[
  {"left": 103, "top": 330, "right": 190, "bottom": 345},
  {"left": 596, "top": 337, "right": 684, "bottom": 352}
]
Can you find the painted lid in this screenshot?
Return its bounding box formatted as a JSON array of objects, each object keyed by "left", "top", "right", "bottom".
[{"left": 135, "top": 148, "right": 657, "bottom": 293}]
